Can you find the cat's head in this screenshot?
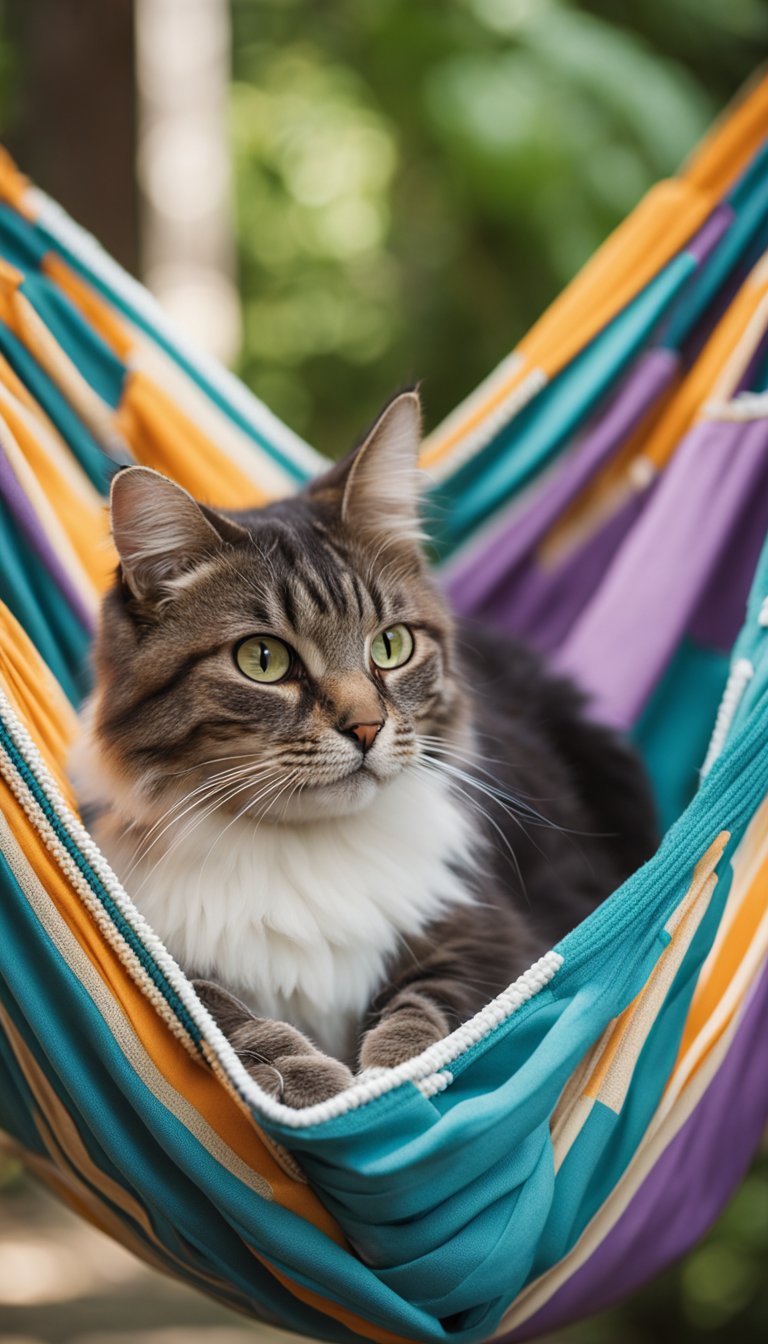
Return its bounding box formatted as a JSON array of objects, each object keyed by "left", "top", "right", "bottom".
[{"left": 88, "top": 391, "right": 469, "bottom": 824}]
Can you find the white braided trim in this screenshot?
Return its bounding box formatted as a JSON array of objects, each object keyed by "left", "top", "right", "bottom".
[
  {"left": 702, "top": 392, "right": 768, "bottom": 423},
  {"left": 416, "top": 1070, "right": 453, "bottom": 1099},
  {"left": 27, "top": 186, "right": 325, "bottom": 477},
  {"left": 0, "top": 687, "right": 562, "bottom": 1129},
  {"left": 700, "top": 657, "right": 755, "bottom": 778}
]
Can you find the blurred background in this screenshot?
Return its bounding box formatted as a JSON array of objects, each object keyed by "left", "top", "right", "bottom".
[{"left": 0, "top": 0, "right": 766, "bottom": 1341}]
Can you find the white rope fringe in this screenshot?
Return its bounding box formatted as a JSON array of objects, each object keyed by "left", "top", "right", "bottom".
[{"left": 701, "top": 657, "right": 754, "bottom": 778}]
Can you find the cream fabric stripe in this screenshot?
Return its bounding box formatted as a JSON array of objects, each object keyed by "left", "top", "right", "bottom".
[
  {"left": 588, "top": 872, "right": 717, "bottom": 1115},
  {"left": 423, "top": 366, "right": 547, "bottom": 483},
  {"left": 422, "top": 350, "right": 524, "bottom": 458},
  {"left": 0, "top": 408, "right": 99, "bottom": 616},
  {"left": 551, "top": 858, "right": 719, "bottom": 1173},
  {"left": 661, "top": 907, "right": 768, "bottom": 1118},
  {"left": 128, "top": 335, "right": 303, "bottom": 497},
  {"left": 705, "top": 259, "right": 768, "bottom": 407},
  {"left": 493, "top": 966, "right": 759, "bottom": 1335},
  {"left": 1, "top": 1015, "right": 248, "bottom": 1322},
  {"left": 537, "top": 458, "right": 656, "bottom": 572},
  {"left": 11, "top": 289, "right": 129, "bottom": 462},
  {"left": 0, "top": 809, "right": 273, "bottom": 1199},
  {"left": 0, "top": 1129, "right": 187, "bottom": 1286},
  {"left": 28, "top": 184, "right": 325, "bottom": 477},
  {"left": 703, "top": 391, "right": 768, "bottom": 422},
  {"left": 679, "top": 797, "right": 768, "bottom": 1014},
  {"left": 665, "top": 795, "right": 768, "bottom": 1104},
  {"left": 0, "top": 377, "right": 103, "bottom": 506}
]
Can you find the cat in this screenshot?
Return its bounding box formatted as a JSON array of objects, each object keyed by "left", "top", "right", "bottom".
[{"left": 72, "top": 390, "right": 658, "bottom": 1107}]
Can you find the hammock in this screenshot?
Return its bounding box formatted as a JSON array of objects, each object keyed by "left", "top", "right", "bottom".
[{"left": 1, "top": 73, "right": 767, "bottom": 1343}]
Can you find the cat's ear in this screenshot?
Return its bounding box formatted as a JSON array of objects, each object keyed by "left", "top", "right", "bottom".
[
  {"left": 314, "top": 390, "right": 426, "bottom": 550},
  {"left": 109, "top": 466, "right": 248, "bottom": 601}
]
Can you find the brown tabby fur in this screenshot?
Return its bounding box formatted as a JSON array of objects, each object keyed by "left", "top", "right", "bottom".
[{"left": 81, "top": 391, "right": 657, "bottom": 1107}]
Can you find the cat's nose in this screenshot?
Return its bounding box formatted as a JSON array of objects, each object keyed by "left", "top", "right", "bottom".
[{"left": 341, "top": 720, "right": 384, "bottom": 754}]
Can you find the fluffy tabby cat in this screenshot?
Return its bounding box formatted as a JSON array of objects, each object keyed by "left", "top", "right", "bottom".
[{"left": 72, "top": 391, "right": 657, "bottom": 1107}]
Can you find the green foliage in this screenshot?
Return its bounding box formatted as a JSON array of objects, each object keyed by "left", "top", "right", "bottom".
[{"left": 229, "top": 0, "right": 759, "bottom": 455}]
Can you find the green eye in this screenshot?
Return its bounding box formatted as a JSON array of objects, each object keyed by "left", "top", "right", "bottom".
[
  {"left": 371, "top": 624, "right": 414, "bottom": 670},
  {"left": 236, "top": 636, "right": 292, "bottom": 684}
]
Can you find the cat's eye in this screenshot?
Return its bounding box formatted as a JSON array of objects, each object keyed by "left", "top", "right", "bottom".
[
  {"left": 236, "top": 635, "right": 292, "bottom": 684},
  {"left": 370, "top": 624, "right": 414, "bottom": 670}
]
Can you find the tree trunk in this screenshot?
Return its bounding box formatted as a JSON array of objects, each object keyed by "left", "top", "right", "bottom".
[{"left": 10, "top": 0, "right": 139, "bottom": 275}]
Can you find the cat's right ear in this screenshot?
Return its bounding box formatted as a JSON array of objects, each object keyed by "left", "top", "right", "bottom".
[{"left": 109, "top": 467, "right": 246, "bottom": 602}]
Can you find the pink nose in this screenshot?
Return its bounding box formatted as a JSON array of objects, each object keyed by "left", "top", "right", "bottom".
[{"left": 346, "top": 721, "right": 383, "bottom": 753}]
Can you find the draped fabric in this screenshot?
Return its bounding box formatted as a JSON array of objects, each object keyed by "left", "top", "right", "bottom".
[{"left": 1, "top": 75, "right": 768, "bottom": 1344}]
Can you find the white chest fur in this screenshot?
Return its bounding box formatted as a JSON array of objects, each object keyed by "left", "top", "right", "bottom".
[{"left": 84, "top": 767, "right": 479, "bottom": 1060}]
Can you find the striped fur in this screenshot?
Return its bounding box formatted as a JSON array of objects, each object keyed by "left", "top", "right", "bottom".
[{"left": 73, "top": 392, "right": 657, "bottom": 1105}]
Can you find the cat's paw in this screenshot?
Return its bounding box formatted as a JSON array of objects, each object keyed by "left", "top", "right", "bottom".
[
  {"left": 191, "top": 979, "right": 352, "bottom": 1107},
  {"left": 232, "top": 1021, "right": 353, "bottom": 1107},
  {"left": 273, "top": 1054, "right": 354, "bottom": 1108},
  {"left": 360, "top": 992, "right": 449, "bottom": 1070}
]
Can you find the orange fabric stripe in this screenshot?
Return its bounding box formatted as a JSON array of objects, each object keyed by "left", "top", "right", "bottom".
[
  {"left": 423, "top": 73, "right": 768, "bottom": 470},
  {"left": 43, "top": 255, "right": 135, "bottom": 360},
  {"left": 0, "top": 775, "right": 342, "bottom": 1240},
  {"left": 540, "top": 261, "right": 768, "bottom": 558},
  {"left": 672, "top": 813, "right": 768, "bottom": 1081},
  {"left": 0, "top": 606, "right": 78, "bottom": 797},
  {"left": 254, "top": 1253, "right": 416, "bottom": 1344},
  {"left": 117, "top": 370, "right": 269, "bottom": 509},
  {"left": 683, "top": 69, "right": 768, "bottom": 195},
  {"left": 0, "top": 257, "right": 23, "bottom": 331},
  {"left": 642, "top": 267, "right": 768, "bottom": 472},
  {"left": 0, "top": 396, "right": 112, "bottom": 591},
  {"left": 0, "top": 607, "right": 342, "bottom": 1243},
  {"left": 0, "top": 349, "right": 40, "bottom": 412},
  {"left": 0, "top": 146, "right": 32, "bottom": 214},
  {"left": 584, "top": 833, "right": 729, "bottom": 1102}
]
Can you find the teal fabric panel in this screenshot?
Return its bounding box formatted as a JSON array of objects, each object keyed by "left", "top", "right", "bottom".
[
  {"left": 430, "top": 252, "right": 698, "bottom": 553},
  {"left": 0, "top": 318, "right": 115, "bottom": 492},
  {"left": 662, "top": 140, "right": 768, "bottom": 352},
  {"left": 543, "top": 828, "right": 735, "bottom": 1263},
  {"left": 0, "top": 1004, "right": 50, "bottom": 1157},
  {"left": 0, "top": 203, "right": 49, "bottom": 271},
  {"left": 258, "top": 686, "right": 768, "bottom": 1330},
  {"left": 33, "top": 221, "right": 313, "bottom": 487},
  {"left": 0, "top": 720, "right": 199, "bottom": 1031},
  {"left": 0, "top": 495, "right": 87, "bottom": 702},
  {"left": 703, "top": 515, "right": 768, "bottom": 751},
  {"left": 0, "top": 854, "right": 369, "bottom": 1342},
  {"left": 633, "top": 640, "right": 730, "bottom": 832},
  {"left": 21, "top": 272, "right": 126, "bottom": 408}
]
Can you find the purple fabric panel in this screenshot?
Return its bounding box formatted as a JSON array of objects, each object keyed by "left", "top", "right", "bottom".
[
  {"left": 685, "top": 202, "right": 734, "bottom": 263},
  {"left": 446, "top": 349, "right": 678, "bottom": 617},
  {"left": 0, "top": 438, "right": 94, "bottom": 630},
  {"left": 507, "top": 960, "right": 768, "bottom": 1340},
  {"left": 484, "top": 494, "right": 647, "bottom": 657},
  {"left": 555, "top": 418, "right": 768, "bottom": 727},
  {"left": 688, "top": 450, "right": 768, "bottom": 652}
]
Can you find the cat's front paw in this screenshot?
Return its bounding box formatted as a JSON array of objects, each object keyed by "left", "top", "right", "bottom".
[
  {"left": 360, "top": 991, "right": 449, "bottom": 1070},
  {"left": 232, "top": 1020, "right": 353, "bottom": 1107},
  {"left": 192, "top": 979, "right": 352, "bottom": 1107},
  {"left": 272, "top": 1054, "right": 354, "bottom": 1108}
]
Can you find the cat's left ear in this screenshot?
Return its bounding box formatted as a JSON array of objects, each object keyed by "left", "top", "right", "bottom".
[{"left": 313, "top": 390, "right": 426, "bottom": 549}]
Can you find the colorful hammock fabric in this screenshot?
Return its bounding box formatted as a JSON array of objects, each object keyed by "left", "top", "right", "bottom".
[{"left": 1, "top": 73, "right": 768, "bottom": 1344}]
